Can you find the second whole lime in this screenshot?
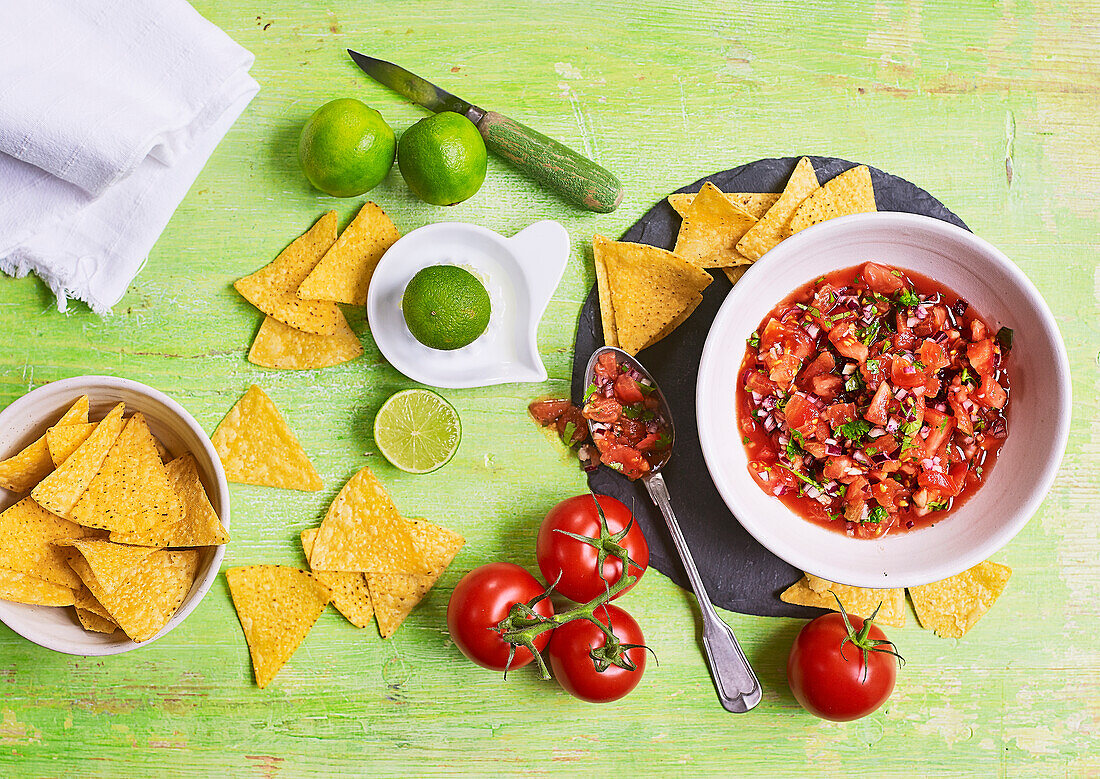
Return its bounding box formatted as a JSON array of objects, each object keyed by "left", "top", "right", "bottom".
[
  {"left": 398, "top": 112, "right": 487, "bottom": 206},
  {"left": 298, "top": 98, "right": 396, "bottom": 197},
  {"left": 402, "top": 265, "right": 491, "bottom": 350}
]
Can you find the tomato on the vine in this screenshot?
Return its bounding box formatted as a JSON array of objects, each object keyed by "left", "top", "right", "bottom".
[
  {"left": 548, "top": 604, "right": 647, "bottom": 703},
  {"left": 447, "top": 563, "right": 554, "bottom": 671},
  {"left": 787, "top": 605, "right": 901, "bottom": 722},
  {"left": 535, "top": 494, "right": 649, "bottom": 604}
]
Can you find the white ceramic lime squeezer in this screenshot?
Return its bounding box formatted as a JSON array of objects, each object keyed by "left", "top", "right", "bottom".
[{"left": 366, "top": 221, "right": 570, "bottom": 389}]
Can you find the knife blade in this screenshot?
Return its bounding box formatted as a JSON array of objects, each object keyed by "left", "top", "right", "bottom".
[{"left": 348, "top": 50, "right": 623, "bottom": 213}]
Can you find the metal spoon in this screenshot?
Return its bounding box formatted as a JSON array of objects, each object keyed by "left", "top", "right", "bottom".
[{"left": 584, "top": 346, "right": 762, "bottom": 713}]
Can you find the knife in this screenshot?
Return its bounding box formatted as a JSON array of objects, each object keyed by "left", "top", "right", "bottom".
[{"left": 347, "top": 50, "right": 623, "bottom": 213}]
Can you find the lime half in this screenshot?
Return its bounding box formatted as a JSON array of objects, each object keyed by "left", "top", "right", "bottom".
[{"left": 374, "top": 389, "right": 461, "bottom": 473}]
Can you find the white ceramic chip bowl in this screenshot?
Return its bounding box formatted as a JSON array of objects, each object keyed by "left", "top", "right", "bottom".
[
  {"left": 697, "top": 212, "right": 1070, "bottom": 589},
  {"left": 0, "top": 376, "right": 229, "bottom": 655},
  {"left": 367, "top": 220, "right": 570, "bottom": 389}
]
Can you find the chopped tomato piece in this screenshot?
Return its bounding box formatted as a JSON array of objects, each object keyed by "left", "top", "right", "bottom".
[
  {"left": 784, "top": 392, "right": 819, "bottom": 436},
  {"left": 921, "top": 408, "right": 955, "bottom": 456},
  {"left": 582, "top": 396, "right": 621, "bottom": 424},
  {"left": 761, "top": 319, "right": 815, "bottom": 360},
  {"left": 744, "top": 370, "right": 778, "bottom": 396},
  {"left": 767, "top": 353, "right": 803, "bottom": 386},
  {"left": 801, "top": 351, "right": 836, "bottom": 380},
  {"left": 602, "top": 445, "right": 650, "bottom": 480},
  {"left": 871, "top": 478, "right": 907, "bottom": 511},
  {"left": 891, "top": 355, "right": 931, "bottom": 388},
  {"left": 866, "top": 434, "right": 899, "bottom": 455},
  {"left": 595, "top": 351, "right": 619, "bottom": 380},
  {"left": 967, "top": 339, "right": 995, "bottom": 377},
  {"left": 613, "top": 374, "right": 644, "bottom": 404},
  {"left": 528, "top": 398, "right": 571, "bottom": 425},
  {"left": 810, "top": 374, "right": 843, "bottom": 402},
  {"left": 947, "top": 386, "right": 974, "bottom": 436},
  {"left": 823, "top": 403, "right": 857, "bottom": 428},
  {"left": 828, "top": 322, "right": 869, "bottom": 363},
  {"left": 864, "top": 381, "right": 892, "bottom": 425},
  {"left": 823, "top": 456, "right": 859, "bottom": 480},
  {"left": 918, "top": 339, "right": 951, "bottom": 372},
  {"left": 974, "top": 377, "right": 1007, "bottom": 409},
  {"left": 862, "top": 262, "right": 906, "bottom": 294},
  {"left": 555, "top": 407, "right": 587, "bottom": 444}
]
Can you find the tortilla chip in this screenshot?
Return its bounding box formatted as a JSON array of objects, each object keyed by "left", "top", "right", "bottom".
[
  {"left": 69, "top": 414, "right": 183, "bottom": 534},
  {"left": 297, "top": 201, "right": 400, "bottom": 306},
  {"left": 248, "top": 313, "right": 363, "bottom": 370},
  {"left": 592, "top": 234, "right": 712, "bottom": 356},
  {"left": 0, "top": 497, "right": 89, "bottom": 588},
  {"left": 211, "top": 385, "right": 322, "bottom": 491},
  {"left": 110, "top": 454, "right": 228, "bottom": 548},
  {"left": 308, "top": 467, "right": 428, "bottom": 574},
  {"left": 31, "top": 403, "right": 125, "bottom": 518},
  {"left": 723, "top": 266, "right": 750, "bottom": 287},
  {"left": 780, "top": 573, "right": 906, "bottom": 627},
  {"left": 788, "top": 165, "right": 877, "bottom": 236},
  {"left": 638, "top": 293, "right": 704, "bottom": 352},
  {"left": 62, "top": 540, "right": 159, "bottom": 593},
  {"left": 234, "top": 211, "right": 341, "bottom": 335},
  {"left": 46, "top": 422, "right": 97, "bottom": 467},
  {"left": 592, "top": 247, "right": 619, "bottom": 348},
  {"left": 301, "top": 528, "right": 373, "bottom": 628},
  {"left": 76, "top": 607, "right": 118, "bottom": 633},
  {"left": 736, "top": 157, "right": 820, "bottom": 260},
  {"left": 226, "top": 565, "right": 332, "bottom": 688},
  {"left": 73, "top": 582, "right": 111, "bottom": 620},
  {"left": 909, "top": 561, "right": 1012, "bottom": 638},
  {"left": 68, "top": 549, "right": 197, "bottom": 643},
  {"left": 367, "top": 519, "right": 465, "bottom": 638},
  {"left": 0, "top": 568, "right": 74, "bottom": 606},
  {"left": 668, "top": 192, "right": 780, "bottom": 220},
  {"left": 672, "top": 182, "right": 757, "bottom": 268},
  {"left": 0, "top": 396, "right": 89, "bottom": 493}
]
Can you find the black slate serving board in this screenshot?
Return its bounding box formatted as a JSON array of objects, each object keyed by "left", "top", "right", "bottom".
[{"left": 570, "top": 156, "right": 967, "bottom": 618}]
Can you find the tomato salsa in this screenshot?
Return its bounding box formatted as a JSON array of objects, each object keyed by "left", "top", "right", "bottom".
[{"left": 738, "top": 262, "right": 1011, "bottom": 538}]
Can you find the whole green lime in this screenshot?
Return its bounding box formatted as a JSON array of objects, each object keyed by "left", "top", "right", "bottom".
[
  {"left": 298, "top": 98, "right": 395, "bottom": 197},
  {"left": 402, "top": 265, "right": 491, "bottom": 350},
  {"left": 398, "top": 112, "right": 487, "bottom": 206}
]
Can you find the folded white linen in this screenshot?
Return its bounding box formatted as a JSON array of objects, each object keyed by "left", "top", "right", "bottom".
[{"left": 0, "top": 0, "right": 259, "bottom": 313}]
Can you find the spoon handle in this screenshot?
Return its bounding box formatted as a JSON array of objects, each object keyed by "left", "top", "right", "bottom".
[{"left": 644, "top": 473, "right": 763, "bottom": 713}]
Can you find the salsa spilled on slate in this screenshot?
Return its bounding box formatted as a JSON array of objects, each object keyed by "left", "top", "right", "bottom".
[{"left": 738, "top": 262, "right": 1011, "bottom": 538}]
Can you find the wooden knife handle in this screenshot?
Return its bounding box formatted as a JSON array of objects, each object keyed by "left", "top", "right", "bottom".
[{"left": 473, "top": 109, "right": 623, "bottom": 213}]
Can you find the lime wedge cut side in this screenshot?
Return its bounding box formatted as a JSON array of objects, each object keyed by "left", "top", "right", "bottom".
[{"left": 373, "top": 389, "right": 461, "bottom": 474}]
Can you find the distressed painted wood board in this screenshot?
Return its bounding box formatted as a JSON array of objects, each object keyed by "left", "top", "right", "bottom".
[{"left": 0, "top": 1, "right": 1097, "bottom": 776}]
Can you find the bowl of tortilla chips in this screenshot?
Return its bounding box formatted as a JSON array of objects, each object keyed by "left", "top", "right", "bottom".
[{"left": 0, "top": 376, "right": 230, "bottom": 655}]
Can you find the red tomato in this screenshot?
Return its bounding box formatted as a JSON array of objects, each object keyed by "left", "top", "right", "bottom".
[
  {"left": 863, "top": 381, "right": 892, "bottom": 425},
  {"left": 582, "top": 396, "right": 621, "bottom": 423},
  {"left": 828, "top": 321, "right": 869, "bottom": 363},
  {"left": 447, "top": 563, "right": 554, "bottom": 671},
  {"left": 783, "top": 392, "right": 819, "bottom": 436},
  {"left": 613, "top": 374, "right": 644, "bottom": 404},
  {"left": 594, "top": 351, "right": 619, "bottom": 380},
  {"left": 601, "top": 445, "right": 650, "bottom": 480},
  {"left": 528, "top": 398, "right": 570, "bottom": 425},
  {"left": 536, "top": 494, "right": 649, "bottom": 603},
  {"left": 862, "top": 262, "right": 906, "bottom": 294},
  {"left": 787, "top": 611, "right": 899, "bottom": 721},
  {"left": 548, "top": 604, "right": 647, "bottom": 703}
]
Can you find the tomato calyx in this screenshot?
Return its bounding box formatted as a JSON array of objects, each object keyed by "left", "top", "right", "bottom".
[
  {"left": 583, "top": 608, "right": 655, "bottom": 673},
  {"left": 831, "top": 592, "right": 905, "bottom": 682},
  {"left": 551, "top": 498, "right": 645, "bottom": 593}
]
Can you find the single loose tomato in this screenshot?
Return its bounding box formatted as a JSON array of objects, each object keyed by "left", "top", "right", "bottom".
[
  {"left": 447, "top": 563, "right": 554, "bottom": 671},
  {"left": 536, "top": 494, "right": 649, "bottom": 603},
  {"left": 787, "top": 608, "right": 900, "bottom": 722},
  {"left": 548, "top": 604, "right": 647, "bottom": 703}
]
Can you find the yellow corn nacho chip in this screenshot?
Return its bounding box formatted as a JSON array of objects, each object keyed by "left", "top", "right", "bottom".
[
  {"left": 70, "top": 414, "right": 183, "bottom": 534},
  {"left": 638, "top": 294, "right": 704, "bottom": 352},
  {"left": 366, "top": 518, "right": 465, "bottom": 638},
  {"left": 234, "top": 211, "right": 341, "bottom": 335},
  {"left": 672, "top": 182, "right": 757, "bottom": 268},
  {"left": 248, "top": 313, "right": 363, "bottom": 370},
  {"left": 296, "top": 201, "right": 400, "bottom": 306},
  {"left": 62, "top": 540, "right": 160, "bottom": 593},
  {"left": 909, "top": 561, "right": 1012, "bottom": 638},
  {"left": 736, "top": 157, "right": 820, "bottom": 260},
  {"left": 591, "top": 247, "right": 619, "bottom": 348},
  {"left": 788, "top": 165, "right": 877, "bottom": 236},
  {"left": 73, "top": 582, "right": 111, "bottom": 620},
  {"left": 0, "top": 568, "right": 74, "bottom": 606},
  {"left": 301, "top": 528, "right": 373, "bottom": 628},
  {"left": 309, "top": 466, "right": 428, "bottom": 574},
  {"left": 31, "top": 403, "right": 125, "bottom": 518},
  {"left": 46, "top": 422, "right": 97, "bottom": 467},
  {"left": 780, "top": 573, "right": 906, "bottom": 627},
  {"left": 723, "top": 266, "right": 750, "bottom": 287},
  {"left": 0, "top": 497, "right": 90, "bottom": 589},
  {"left": 211, "top": 385, "right": 322, "bottom": 491},
  {"left": 226, "top": 565, "right": 332, "bottom": 688},
  {"left": 110, "top": 454, "right": 228, "bottom": 548},
  {"left": 592, "top": 234, "right": 712, "bottom": 356},
  {"left": 68, "top": 549, "right": 197, "bottom": 643},
  {"left": 0, "top": 396, "right": 90, "bottom": 493},
  {"left": 76, "top": 607, "right": 118, "bottom": 633},
  {"left": 668, "top": 191, "right": 780, "bottom": 220}
]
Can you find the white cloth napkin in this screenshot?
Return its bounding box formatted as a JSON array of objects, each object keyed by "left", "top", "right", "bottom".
[{"left": 0, "top": 0, "right": 259, "bottom": 313}]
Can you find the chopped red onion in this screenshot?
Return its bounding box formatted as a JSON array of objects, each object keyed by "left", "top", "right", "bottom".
[
  {"left": 751, "top": 391, "right": 763, "bottom": 402},
  {"left": 869, "top": 427, "right": 886, "bottom": 437},
  {"left": 763, "top": 415, "right": 776, "bottom": 432},
  {"left": 826, "top": 444, "right": 843, "bottom": 456},
  {"left": 806, "top": 323, "right": 820, "bottom": 339},
  {"left": 842, "top": 363, "right": 856, "bottom": 376},
  {"left": 894, "top": 387, "right": 908, "bottom": 400},
  {"left": 906, "top": 316, "right": 918, "bottom": 328},
  {"left": 852, "top": 450, "right": 870, "bottom": 465},
  {"left": 804, "top": 486, "right": 820, "bottom": 499},
  {"left": 914, "top": 305, "right": 930, "bottom": 320}
]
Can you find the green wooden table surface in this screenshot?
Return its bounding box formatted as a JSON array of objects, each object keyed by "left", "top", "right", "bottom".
[{"left": 1, "top": 1, "right": 1097, "bottom": 776}]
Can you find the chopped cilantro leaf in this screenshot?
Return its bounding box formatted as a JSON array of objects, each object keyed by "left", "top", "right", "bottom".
[
  {"left": 638, "top": 382, "right": 655, "bottom": 395},
  {"left": 866, "top": 505, "right": 888, "bottom": 524},
  {"left": 959, "top": 367, "right": 974, "bottom": 385},
  {"left": 748, "top": 331, "right": 760, "bottom": 347},
  {"left": 996, "top": 326, "right": 1014, "bottom": 350},
  {"left": 776, "top": 464, "right": 823, "bottom": 490},
  {"left": 897, "top": 289, "right": 920, "bottom": 307},
  {"left": 621, "top": 406, "right": 641, "bottom": 419},
  {"left": 584, "top": 382, "right": 598, "bottom": 401},
  {"left": 742, "top": 436, "right": 750, "bottom": 444},
  {"left": 859, "top": 319, "right": 881, "bottom": 346},
  {"left": 844, "top": 373, "right": 864, "bottom": 393},
  {"left": 927, "top": 499, "right": 949, "bottom": 511},
  {"left": 561, "top": 421, "right": 577, "bottom": 444},
  {"left": 838, "top": 419, "right": 872, "bottom": 440},
  {"left": 866, "top": 359, "right": 880, "bottom": 372},
  {"left": 654, "top": 433, "right": 672, "bottom": 449},
  {"left": 785, "top": 436, "right": 804, "bottom": 461}
]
